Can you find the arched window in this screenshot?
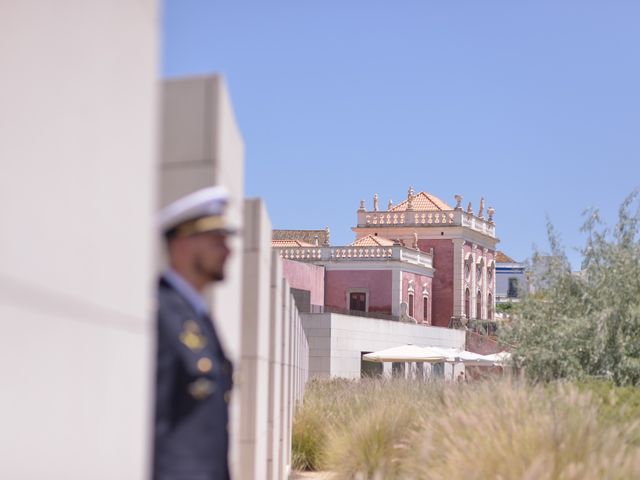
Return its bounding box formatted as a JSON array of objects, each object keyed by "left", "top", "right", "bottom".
[
  {"left": 423, "top": 295, "right": 430, "bottom": 324},
  {"left": 465, "top": 288, "right": 470, "bottom": 318},
  {"left": 476, "top": 258, "right": 484, "bottom": 285},
  {"left": 408, "top": 293, "right": 414, "bottom": 317},
  {"left": 476, "top": 290, "right": 482, "bottom": 319},
  {"left": 487, "top": 293, "right": 493, "bottom": 320}
]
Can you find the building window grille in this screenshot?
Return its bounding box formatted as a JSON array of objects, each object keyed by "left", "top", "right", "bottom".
[
  {"left": 349, "top": 292, "right": 367, "bottom": 312},
  {"left": 408, "top": 293, "right": 414, "bottom": 317},
  {"left": 465, "top": 288, "right": 470, "bottom": 318},
  {"left": 423, "top": 296, "right": 429, "bottom": 324}
]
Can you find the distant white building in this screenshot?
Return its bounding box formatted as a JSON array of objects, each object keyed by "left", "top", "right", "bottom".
[{"left": 495, "top": 251, "right": 527, "bottom": 302}]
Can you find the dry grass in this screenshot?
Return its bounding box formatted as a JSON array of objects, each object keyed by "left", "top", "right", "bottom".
[{"left": 292, "top": 378, "right": 640, "bottom": 479}]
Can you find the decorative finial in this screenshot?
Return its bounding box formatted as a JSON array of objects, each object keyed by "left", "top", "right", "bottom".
[
  {"left": 388, "top": 199, "right": 393, "bottom": 210},
  {"left": 454, "top": 194, "right": 463, "bottom": 210},
  {"left": 373, "top": 193, "right": 379, "bottom": 212},
  {"left": 478, "top": 197, "right": 485, "bottom": 219},
  {"left": 358, "top": 199, "right": 365, "bottom": 211},
  {"left": 413, "top": 232, "right": 419, "bottom": 250},
  {"left": 488, "top": 207, "right": 495, "bottom": 224},
  {"left": 466, "top": 201, "right": 473, "bottom": 214},
  {"left": 407, "top": 186, "right": 414, "bottom": 211}
]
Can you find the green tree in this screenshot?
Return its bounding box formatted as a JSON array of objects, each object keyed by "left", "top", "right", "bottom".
[{"left": 501, "top": 191, "right": 640, "bottom": 385}]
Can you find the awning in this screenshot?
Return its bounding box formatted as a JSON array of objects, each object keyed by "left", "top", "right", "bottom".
[{"left": 362, "top": 345, "right": 448, "bottom": 363}]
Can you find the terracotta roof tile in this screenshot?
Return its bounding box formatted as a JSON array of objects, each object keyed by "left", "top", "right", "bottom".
[
  {"left": 272, "top": 239, "right": 314, "bottom": 248},
  {"left": 496, "top": 251, "right": 516, "bottom": 263},
  {"left": 350, "top": 235, "right": 395, "bottom": 247},
  {"left": 390, "top": 191, "right": 452, "bottom": 212}
]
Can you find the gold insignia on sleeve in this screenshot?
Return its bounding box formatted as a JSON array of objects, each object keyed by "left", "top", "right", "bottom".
[{"left": 180, "top": 320, "right": 207, "bottom": 351}]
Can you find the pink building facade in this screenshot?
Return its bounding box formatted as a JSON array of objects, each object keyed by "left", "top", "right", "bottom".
[
  {"left": 351, "top": 188, "right": 499, "bottom": 330},
  {"left": 274, "top": 187, "right": 499, "bottom": 335}
]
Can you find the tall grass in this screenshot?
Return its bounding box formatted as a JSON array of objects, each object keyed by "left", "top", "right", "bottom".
[{"left": 292, "top": 378, "right": 640, "bottom": 479}]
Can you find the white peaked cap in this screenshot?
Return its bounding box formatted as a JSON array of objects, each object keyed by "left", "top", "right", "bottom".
[{"left": 157, "top": 186, "right": 234, "bottom": 236}]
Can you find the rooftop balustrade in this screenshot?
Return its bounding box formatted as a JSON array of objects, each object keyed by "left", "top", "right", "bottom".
[
  {"left": 276, "top": 244, "right": 433, "bottom": 269},
  {"left": 356, "top": 208, "right": 496, "bottom": 238}
]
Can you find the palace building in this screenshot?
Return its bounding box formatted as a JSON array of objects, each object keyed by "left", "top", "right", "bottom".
[
  {"left": 271, "top": 187, "right": 500, "bottom": 379},
  {"left": 274, "top": 187, "right": 499, "bottom": 333}
]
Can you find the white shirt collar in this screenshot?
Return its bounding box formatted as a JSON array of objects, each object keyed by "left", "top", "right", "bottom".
[{"left": 162, "top": 268, "right": 209, "bottom": 317}]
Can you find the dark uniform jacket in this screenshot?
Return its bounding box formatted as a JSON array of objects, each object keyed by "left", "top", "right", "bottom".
[{"left": 154, "top": 275, "right": 233, "bottom": 480}]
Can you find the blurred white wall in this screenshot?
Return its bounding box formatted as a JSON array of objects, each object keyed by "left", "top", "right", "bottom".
[
  {"left": 0, "top": 1, "right": 158, "bottom": 479},
  {"left": 160, "top": 75, "right": 245, "bottom": 361},
  {"left": 161, "top": 76, "right": 308, "bottom": 479}
]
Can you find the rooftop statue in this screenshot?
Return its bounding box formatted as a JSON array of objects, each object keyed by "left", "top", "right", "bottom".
[
  {"left": 407, "top": 186, "right": 414, "bottom": 211},
  {"left": 399, "top": 302, "right": 417, "bottom": 324}
]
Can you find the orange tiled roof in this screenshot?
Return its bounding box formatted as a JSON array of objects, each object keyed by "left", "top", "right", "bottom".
[
  {"left": 496, "top": 251, "right": 515, "bottom": 263},
  {"left": 390, "top": 191, "right": 452, "bottom": 212},
  {"left": 272, "top": 239, "right": 315, "bottom": 248},
  {"left": 350, "top": 235, "right": 395, "bottom": 247}
]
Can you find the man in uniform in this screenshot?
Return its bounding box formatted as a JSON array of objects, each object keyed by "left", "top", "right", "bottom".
[{"left": 154, "top": 186, "right": 235, "bottom": 480}]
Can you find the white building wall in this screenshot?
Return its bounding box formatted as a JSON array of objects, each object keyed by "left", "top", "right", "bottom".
[
  {"left": 160, "top": 75, "right": 245, "bottom": 360},
  {"left": 239, "top": 198, "right": 273, "bottom": 479},
  {"left": 160, "top": 75, "right": 247, "bottom": 475},
  {"left": 268, "top": 251, "right": 284, "bottom": 480},
  {"left": 302, "top": 313, "right": 465, "bottom": 379},
  {"left": 0, "top": 1, "right": 158, "bottom": 479}
]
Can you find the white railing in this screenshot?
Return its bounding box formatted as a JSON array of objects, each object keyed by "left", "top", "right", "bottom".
[
  {"left": 357, "top": 209, "right": 496, "bottom": 238},
  {"left": 277, "top": 245, "right": 433, "bottom": 269}
]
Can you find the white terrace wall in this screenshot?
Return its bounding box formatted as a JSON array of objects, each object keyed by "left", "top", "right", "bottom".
[
  {"left": 0, "top": 1, "right": 158, "bottom": 479},
  {"left": 241, "top": 199, "right": 309, "bottom": 479},
  {"left": 302, "top": 313, "right": 465, "bottom": 380},
  {"left": 161, "top": 76, "right": 308, "bottom": 479},
  {"left": 161, "top": 75, "right": 245, "bottom": 362}
]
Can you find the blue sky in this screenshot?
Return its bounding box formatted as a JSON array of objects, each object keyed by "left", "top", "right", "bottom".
[{"left": 163, "top": 1, "right": 640, "bottom": 268}]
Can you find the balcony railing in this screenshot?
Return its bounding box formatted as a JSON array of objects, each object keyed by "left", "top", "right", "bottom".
[
  {"left": 276, "top": 244, "right": 433, "bottom": 269},
  {"left": 356, "top": 208, "right": 496, "bottom": 238}
]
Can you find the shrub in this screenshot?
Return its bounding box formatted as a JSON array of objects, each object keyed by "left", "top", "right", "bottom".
[{"left": 500, "top": 190, "right": 640, "bottom": 385}]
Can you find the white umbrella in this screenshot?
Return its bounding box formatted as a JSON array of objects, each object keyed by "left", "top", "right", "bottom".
[
  {"left": 454, "top": 349, "right": 497, "bottom": 365},
  {"left": 480, "top": 351, "right": 512, "bottom": 365},
  {"left": 429, "top": 347, "right": 497, "bottom": 366},
  {"left": 362, "top": 344, "right": 447, "bottom": 363}
]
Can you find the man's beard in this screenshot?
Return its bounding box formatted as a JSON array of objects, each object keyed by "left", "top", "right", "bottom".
[{"left": 195, "top": 255, "right": 225, "bottom": 283}]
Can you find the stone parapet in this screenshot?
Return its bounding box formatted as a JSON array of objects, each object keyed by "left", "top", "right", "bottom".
[
  {"left": 357, "top": 208, "right": 496, "bottom": 238},
  {"left": 275, "top": 244, "right": 433, "bottom": 269}
]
